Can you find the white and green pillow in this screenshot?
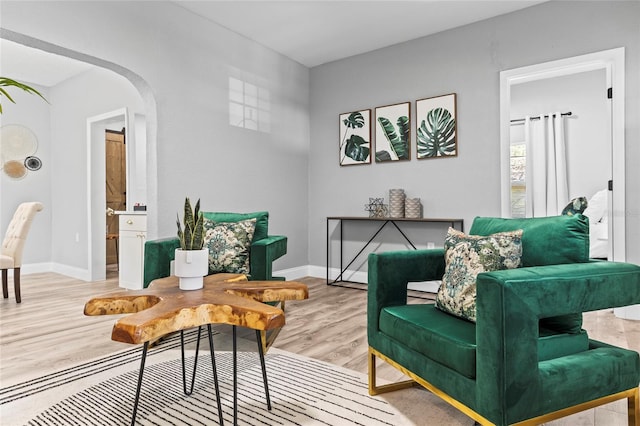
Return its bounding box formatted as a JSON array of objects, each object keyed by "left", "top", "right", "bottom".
[
  {"left": 436, "top": 227, "right": 523, "bottom": 322},
  {"left": 203, "top": 218, "right": 257, "bottom": 275}
]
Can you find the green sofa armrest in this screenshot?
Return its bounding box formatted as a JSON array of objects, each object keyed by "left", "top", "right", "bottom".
[
  {"left": 475, "top": 260, "right": 640, "bottom": 425},
  {"left": 367, "top": 249, "right": 445, "bottom": 343},
  {"left": 143, "top": 237, "right": 180, "bottom": 287},
  {"left": 249, "top": 235, "right": 287, "bottom": 281}
]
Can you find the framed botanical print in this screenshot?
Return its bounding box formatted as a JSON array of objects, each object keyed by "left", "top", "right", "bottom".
[
  {"left": 339, "top": 109, "right": 371, "bottom": 166},
  {"left": 416, "top": 93, "right": 457, "bottom": 159},
  {"left": 375, "top": 102, "right": 410, "bottom": 163}
]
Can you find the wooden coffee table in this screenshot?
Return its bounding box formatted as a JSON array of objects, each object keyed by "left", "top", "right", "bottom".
[{"left": 84, "top": 273, "right": 308, "bottom": 426}]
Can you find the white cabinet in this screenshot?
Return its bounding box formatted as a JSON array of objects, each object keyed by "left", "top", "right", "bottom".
[{"left": 118, "top": 213, "right": 147, "bottom": 289}]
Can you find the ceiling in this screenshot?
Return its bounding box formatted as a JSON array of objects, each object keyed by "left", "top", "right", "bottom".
[
  {"left": 1, "top": 1, "right": 545, "bottom": 87},
  {"left": 175, "top": 1, "right": 545, "bottom": 68}
]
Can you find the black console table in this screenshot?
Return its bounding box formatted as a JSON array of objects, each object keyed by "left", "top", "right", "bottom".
[{"left": 326, "top": 216, "right": 464, "bottom": 285}]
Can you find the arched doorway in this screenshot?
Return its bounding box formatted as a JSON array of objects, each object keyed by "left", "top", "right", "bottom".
[{"left": 0, "top": 29, "right": 157, "bottom": 282}]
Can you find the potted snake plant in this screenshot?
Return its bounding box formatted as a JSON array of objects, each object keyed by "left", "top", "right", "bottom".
[{"left": 174, "top": 197, "right": 208, "bottom": 290}]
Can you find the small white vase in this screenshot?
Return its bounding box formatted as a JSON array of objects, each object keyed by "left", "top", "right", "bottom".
[{"left": 174, "top": 248, "right": 208, "bottom": 290}]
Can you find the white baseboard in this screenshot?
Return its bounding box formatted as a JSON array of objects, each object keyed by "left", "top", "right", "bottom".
[
  {"left": 50, "top": 263, "right": 91, "bottom": 281},
  {"left": 273, "top": 265, "right": 314, "bottom": 280},
  {"left": 6, "top": 262, "right": 90, "bottom": 282},
  {"left": 7, "top": 262, "right": 52, "bottom": 276}
]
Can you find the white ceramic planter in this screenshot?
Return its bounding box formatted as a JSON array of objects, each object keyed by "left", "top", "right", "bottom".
[{"left": 174, "top": 248, "right": 208, "bottom": 290}]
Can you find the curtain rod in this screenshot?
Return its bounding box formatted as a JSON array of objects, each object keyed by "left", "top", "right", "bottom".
[{"left": 510, "top": 111, "right": 572, "bottom": 124}]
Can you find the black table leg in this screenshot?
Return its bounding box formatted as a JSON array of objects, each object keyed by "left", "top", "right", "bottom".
[
  {"left": 181, "top": 326, "right": 202, "bottom": 395},
  {"left": 233, "top": 325, "right": 238, "bottom": 426},
  {"left": 207, "top": 325, "right": 224, "bottom": 425},
  {"left": 255, "top": 330, "right": 271, "bottom": 410},
  {"left": 130, "top": 341, "right": 149, "bottom": 426}
]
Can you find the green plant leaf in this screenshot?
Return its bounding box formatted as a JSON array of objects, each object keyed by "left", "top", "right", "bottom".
[
  {"left": 0, "top": 77, "right": 49, "bottom": 114},
  {"left": 343, "top": 112, "right": 365, "bottom": 129},
  {"left": 376, "top": 150, "right": 392, "bottom": 161},
  {"left": 344, "top": 134, "right": 370, "bottom": 162},
  {"left": 377, "top": 116, "right": 409, "bottom": 160},
  {"left": 397, "top": 116, "right": 410, "bottom": 145},
  {"left": 177, "top": 197, "right": 205, "bottom": 250},
  {"left": 417, "top": 107, "right": 456, "bottom": 158}
]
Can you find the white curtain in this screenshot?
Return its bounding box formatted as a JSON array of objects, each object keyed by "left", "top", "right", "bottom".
[{"left": 524, "top": 112, "right": 569, "bottom": 217}]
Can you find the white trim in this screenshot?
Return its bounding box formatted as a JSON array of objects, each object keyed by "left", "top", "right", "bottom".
[
  {"left": 51, "top": 263, "right": 91, "bottom": 281},
  {"left": 5, "top": 262, "right": 53, "bottom": 276},
  {"left": 86, "top": 108, "right": 129, "bottom": 282},
  {"left": 15, "top": 262, "right": 91, "bottom": 281},
  {"left": 500, "top": 47, "right": 625, "bottom": 262}
]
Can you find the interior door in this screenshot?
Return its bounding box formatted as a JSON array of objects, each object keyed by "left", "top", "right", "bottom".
[{"left": 105, "top": 128, "right": 126, "bottom": 265}]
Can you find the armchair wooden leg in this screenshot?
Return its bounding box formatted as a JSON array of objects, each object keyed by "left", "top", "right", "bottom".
[
  {"left": 628, "top": 387, "right": 639, "bottom": 426},
  {"left": 2, "top": 269, "right": 7, "bottom": 299},
  {"left": 14, "top": 268, "right": 21, "bottom": 303}
]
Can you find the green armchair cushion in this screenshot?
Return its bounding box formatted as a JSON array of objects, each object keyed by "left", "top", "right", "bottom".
[
  {"left": 202, "top": 211, "right": 268, "bottom": 242},
  {"left": 469, "top": 215, "right": 589, "bottom": 267},
  {"left": 380, "top": 304, "right": 589, "bottom": 380},
  {"left": 380, "top": 304, "right": 477, "bottom": 379},
  {"left": 203, "top": 218, "right": 256, "bottom": 275},
  {"left": 435, "top": 228, "right": 522, "bottom": 322}
]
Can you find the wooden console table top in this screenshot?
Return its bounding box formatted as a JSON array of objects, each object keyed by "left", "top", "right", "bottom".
[{"left": 84, "top": 273, "right": 308, "bottom": 345}]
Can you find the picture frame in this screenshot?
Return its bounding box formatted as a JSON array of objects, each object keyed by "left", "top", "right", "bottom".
[
  {"left": 416, "top": 93, "right": 457, "bottom": 159},
  {"left": 339, "top": 109, "right": 371, "bottom": 166},
  {"left": 374, "top": 102, "right": 411, "bottom": 163}
]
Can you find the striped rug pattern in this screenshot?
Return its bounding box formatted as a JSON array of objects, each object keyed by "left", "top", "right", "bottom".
[{"left": 1, "top": 331, "right": 411, "bottom": 426}]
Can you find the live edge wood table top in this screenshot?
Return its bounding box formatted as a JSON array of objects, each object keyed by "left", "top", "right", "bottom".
[{"left": 84, "top": 273, "right": 309, "bottom": 345}]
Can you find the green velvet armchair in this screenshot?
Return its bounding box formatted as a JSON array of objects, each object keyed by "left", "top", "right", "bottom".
[
  {"left": 368, "top": 215, "right": 640, "bottom": 425},
  {"left": 143, "top": 211, "right": 288, "bottom": 351},
  {"left": 143, "top": 211, "right": 287, "bottom": 287}
]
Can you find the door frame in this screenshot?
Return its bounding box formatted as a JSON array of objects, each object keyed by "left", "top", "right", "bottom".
[
  {"left": 86, "top": 108, "right": 129, "bottom": 281},
  {"left": 499, "top": 47, "right": 625, "bottom": 262}
]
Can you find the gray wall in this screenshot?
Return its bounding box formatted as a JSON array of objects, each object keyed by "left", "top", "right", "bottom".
[
  {"left": 0, "top": 85, "right": 52, "bottom": 266},
  {"left": 1, "top": 1, "right": 311, "bottom": 275},
  {"left": 310, "top": 1, "right": 640, "bottom": 272}
]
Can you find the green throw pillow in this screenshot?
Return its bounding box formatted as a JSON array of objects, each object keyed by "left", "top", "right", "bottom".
[
  {"left": 436, "top": 228, "right": 523, "bottom": 323},
  {"left": 203, "top": 218, "right": 256, "bottom": 275}
]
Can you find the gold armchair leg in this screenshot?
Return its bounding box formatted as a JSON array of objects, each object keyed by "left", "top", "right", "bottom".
[{"left": 368, "top": 347, "right": 416, "bottom": 395}]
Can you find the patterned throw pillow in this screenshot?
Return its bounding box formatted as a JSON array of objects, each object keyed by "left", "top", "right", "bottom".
[
  {"left": 435, "top": 228, "right": 523, "bottom": 322},
  {"left": 561, "top": 197, "right": 588, "bottom": 216},
  {"left": 203, "top": 218, "right": 257, "bottom": 275}
]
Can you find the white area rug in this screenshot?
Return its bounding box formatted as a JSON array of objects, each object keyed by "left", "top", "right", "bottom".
[{"left": 0, "top": 331, "right": 416, "bottom": 425}]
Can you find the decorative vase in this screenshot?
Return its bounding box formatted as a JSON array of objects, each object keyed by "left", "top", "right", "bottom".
[
  {"left": 174, "top": 248, "right": 208, "bottom": 290},
  {"left": 405, "top": 198, "right": 422, "bottom": 218},
  {"left": 389, "top": 188, "right": 405, "bottom": 218}
]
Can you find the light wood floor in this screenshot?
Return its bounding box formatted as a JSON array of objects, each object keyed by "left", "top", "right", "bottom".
[{"left": 1, "top": 270, "right": 639, "bottom": 425}]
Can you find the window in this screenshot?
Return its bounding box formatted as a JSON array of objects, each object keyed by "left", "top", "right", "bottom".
[
  {"left": 228, "top": 77, "right": 271, "bottom": 133},
  {"left": 510, "top": 141, "right": 526, "bottom": 218}
]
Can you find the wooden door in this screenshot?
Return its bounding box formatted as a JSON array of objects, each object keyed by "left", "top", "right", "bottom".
[{"left": 106, "top": 129, "right": 126, "bottom": 266}]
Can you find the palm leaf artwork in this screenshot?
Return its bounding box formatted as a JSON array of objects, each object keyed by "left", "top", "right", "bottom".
[
  {"left": 339, "top": 110, "right": 371, "bottom": 164},
  {"left": 344, "top": 134, "right": 370, "bottom": 162},
  {"left": 417, "top": 107, "right": 456, "bottom": 158},
  {"left": 0, "top": 77, "right": 49, "bottom": 114},
  {"left": 376, "top": 116, "right": 409, "bottom": 161}
]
